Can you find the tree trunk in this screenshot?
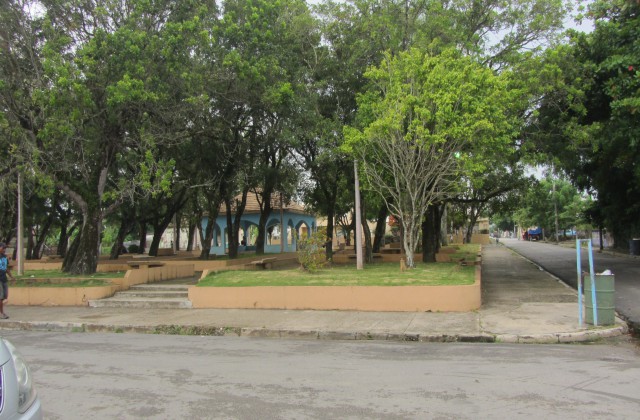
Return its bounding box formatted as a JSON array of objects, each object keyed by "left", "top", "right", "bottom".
[
  {"left": 26, "top": 223, "right": 36, "bottom": 260},
  {"left": 255, "top": 191, "right": 273, "bottom": 256},
  {"left": 422, "top": 204, "right": 440, "bottom": 263},
  {"left": 199, "top": 195, "right": 222, "bottom": 260},
  {"left": 440, "top": 204, "right": 448, "bottom": 246},
  {"left": 186, "top": 221, "right": 196, "bottom": 252},
  {"left": 402, "top": 227, "right": 415, "bottom": 268},
  {"left": 224, "top": 198, "right": 244, "bottom": 259},
  {"left": 226, "top": 209, "right": 238, "bottom": 259},
  {"left": 149, "top": 210, "right": 179, "bottom": 257},
  {"left": 57, "top": 225, "right": 69, "bottom": 258},
  {"left": 199, "top": 219, "right": 214, "bottom": 260},
  {"left": 324, "top": 207, "right": 335, "bottom": 260},
  {"left": 63, "top": 208, "right": 101, "bottom": 274},
  {"left": 148, "top": 233, "right": 162, "bottom": 257},
  {"left": 175, "top": 214, "right": 181, "bottom": 251},
  {"left": 138, "top": 222, "right": 148, "bottom": 254},
  {"left": 465, "top": 204, "right": 482, "bottom": 244},
  {"left": 372, "top": 203, "right": 388, "bottom": 253},
  {"left": 362, "top": 215, "right": 373, "bottom": 263},
  {"left": 599, "top": 225, "right": 604, "bottom": 251},
  {"left": 30, "top": 215, "right": 53, "bottom": 259},
  {"left": 109, "top": 215, "right": 135, "bottom": 259},
  {"left": 228, "top": 189, "right": 249, "bottom": 259},
  {"left": 57, "top": 220, "right": 78, "bottom": 259}
]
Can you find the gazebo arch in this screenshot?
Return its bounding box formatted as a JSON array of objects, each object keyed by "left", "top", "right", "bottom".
[{"left": 201, "top": 193, "right": 316, "bottom": 256}]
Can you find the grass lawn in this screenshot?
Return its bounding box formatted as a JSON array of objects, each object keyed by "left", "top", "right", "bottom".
[
  {"left": 199, "top": 262, "right": 475, "bottom": 287},
  {"left": 12, "top": 270, "right": 124, "bottom": 287},
  {"left": 14, "top": 270, "right": 126, "bottom": 279},
  {"left": 11, "top": 278, "right": 111, "bottom": 287}
]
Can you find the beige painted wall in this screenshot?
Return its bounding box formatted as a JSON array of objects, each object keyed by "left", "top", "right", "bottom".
[
  {"left": 9, "top": 286, "right": 117, "bottom": 306},
  {"left": 9, "top": 264, "right": 195, "bottom": 306},
  {"left": 189, "top": 265, "right": 480, "bottom": 312}
]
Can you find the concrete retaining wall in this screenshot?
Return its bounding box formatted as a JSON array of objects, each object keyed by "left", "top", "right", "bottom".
[
  {"left": 9, "top": 285, "right": 118, "bottom": 306},
  {"left": 121, "top": 264, "right": 195, "bottom": 287},
  {"left": 9, "top": 264, "right": 195, "bottom": 306},
  {"left": 189, "top": 264, "right": 481, "bottom": 312}
]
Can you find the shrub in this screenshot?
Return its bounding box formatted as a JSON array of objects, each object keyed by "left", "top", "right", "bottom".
[
  {"left": 297, "top": 231, "right": 328, "bottom": 272},
  {"left": 127, "top": 244, "right": 140, "bottom": 254}
]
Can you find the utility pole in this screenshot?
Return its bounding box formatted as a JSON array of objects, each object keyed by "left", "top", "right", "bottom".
[
  {"left": 17, "top": 172, "right": 24, "bottom": 275},
  {"left": 354, "top": 161, "right": 363, "bottom": 269},
  {"left": 552, "top": 170, "right": 559, "bottom": 244}
]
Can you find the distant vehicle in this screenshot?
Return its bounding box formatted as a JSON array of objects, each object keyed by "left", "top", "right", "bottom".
[
  {"left": 523, "top": 227, "right": 542, "bottom": 241},
  {"left": 0, "top": 337, "right": 42, "bottom": 419}
]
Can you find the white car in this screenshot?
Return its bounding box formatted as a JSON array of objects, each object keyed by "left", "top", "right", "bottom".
[{"left": 0, "top": 338, "right": 42, "bottom": 419}]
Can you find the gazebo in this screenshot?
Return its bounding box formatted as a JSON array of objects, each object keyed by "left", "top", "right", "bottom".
[{"left": 201, "top": 193, "right": 317, "bottom": 255}]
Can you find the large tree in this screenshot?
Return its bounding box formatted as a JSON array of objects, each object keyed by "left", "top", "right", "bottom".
[
  {"left": 530, "top": 0, "right": 640, "bottom": 248},
  {"left": 345, "top": 48, "right": 517, "bottom": 267},
  {"left": 27, "top": 0, "right": 201, "bottom": 273}
]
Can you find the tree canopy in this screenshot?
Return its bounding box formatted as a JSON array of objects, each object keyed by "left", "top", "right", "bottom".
[
  {"left": 1, "top": 0, "right": 632, "bottom": 272},
  {"left": 345, "top": 48, "right": 518, "bottom": 267},
  {"left": 529, "top": 0, "right": 640, "bottom": 248}
]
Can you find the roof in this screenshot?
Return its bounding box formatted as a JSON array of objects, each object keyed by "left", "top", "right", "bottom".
[{"left": 217, "top": 191, "right": 309, "bottom": 216}]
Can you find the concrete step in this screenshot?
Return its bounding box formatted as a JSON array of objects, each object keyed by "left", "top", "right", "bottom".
[
  {"left": 88, "top": 282, "right": 193, "bottom": 309},
  {"left": 129, "top": 284, "right": 190, "bottom": 292},
  {"left": 115, "top": 290, "right": 189, "bottom": 299},
  {"left": 89, "top": 297, "right": 192, "bottom": 309}
]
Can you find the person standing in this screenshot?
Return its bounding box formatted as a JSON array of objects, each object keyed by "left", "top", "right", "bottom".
[{"left": 0, "top": 242, "right": 15, "bottom": 319}]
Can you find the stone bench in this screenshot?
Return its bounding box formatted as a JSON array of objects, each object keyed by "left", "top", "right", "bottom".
[{"left": 246, "top": 257, "right": 278, "bottom": 269}]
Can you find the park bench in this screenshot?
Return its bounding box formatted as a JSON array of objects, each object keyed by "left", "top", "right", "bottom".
[
  {"left": 380, "top": 248, "right": 401, "bottom": 254},
  {"left": 246, "top": 257, "right": 277, "bottom": 269}
]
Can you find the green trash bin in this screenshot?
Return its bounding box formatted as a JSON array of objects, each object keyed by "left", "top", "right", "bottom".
[{"left": 584, "top": 274, "right": 616, "bottom": 326}]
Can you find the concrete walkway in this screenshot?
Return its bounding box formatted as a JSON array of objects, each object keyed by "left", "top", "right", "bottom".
[{"left": 0, "top": 244, "right": 628, "bottom": 343}]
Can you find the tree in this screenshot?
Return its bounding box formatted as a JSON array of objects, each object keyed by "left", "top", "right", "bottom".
[
  {"left": 3, "top": 0, "right": 202, "bottom": 273},
  {"left": 345, "top": 48, "right": 517, "bottom": 267},
  {"left": 514, "top": 175, "right": 590, "bottom": 240},
  {"left": 450, "top": 0, "right": 569, "bottom": 69},
  {"left": 530, "top": 0, "right": 640, "bottom": 248},
  {"left": 451, "top": 164, "right": 529, "bottom": 244}
]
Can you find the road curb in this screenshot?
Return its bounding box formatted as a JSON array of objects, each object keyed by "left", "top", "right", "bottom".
[
  {"left": 495, "top": 324, "right": 628, "bottom": 344},
  {"left": 0, "top": 321, "right": 628, "bottom": 344}
]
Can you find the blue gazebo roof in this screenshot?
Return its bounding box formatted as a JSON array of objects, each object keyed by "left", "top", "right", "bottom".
[{"left": 201, "top": 192, "right": 317, "bottom": 255}]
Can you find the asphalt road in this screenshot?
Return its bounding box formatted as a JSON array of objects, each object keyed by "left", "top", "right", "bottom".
[
  {"left": 501, "top": 238, "right": 640, "bottom": 332},
  {"left": 4, "top": 331, "right": 640, "bottom": 419}
]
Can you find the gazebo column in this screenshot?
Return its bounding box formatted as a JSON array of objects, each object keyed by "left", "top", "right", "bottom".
[
  {"left": 222, "top": 227, "right": 227, "bottom": 253},
  {"left": 292, "top": 227, "right": 299, "bottom": 251}
]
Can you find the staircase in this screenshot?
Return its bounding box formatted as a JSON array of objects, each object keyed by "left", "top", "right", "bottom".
[{"left": 88, "top": 283, "right": 193, "bottom": 309}]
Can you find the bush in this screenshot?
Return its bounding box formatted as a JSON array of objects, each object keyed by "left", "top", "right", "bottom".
[
  {"left": 297, "top": 231, "right": 328, "bottom": 272},
  {"left": 127, "top": 244, "right": 140, "bottom": 254}
]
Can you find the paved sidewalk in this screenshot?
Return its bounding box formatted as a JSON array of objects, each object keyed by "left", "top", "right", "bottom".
[{"left": 0, "top": 244, "right": 628, "bottom": 343}]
